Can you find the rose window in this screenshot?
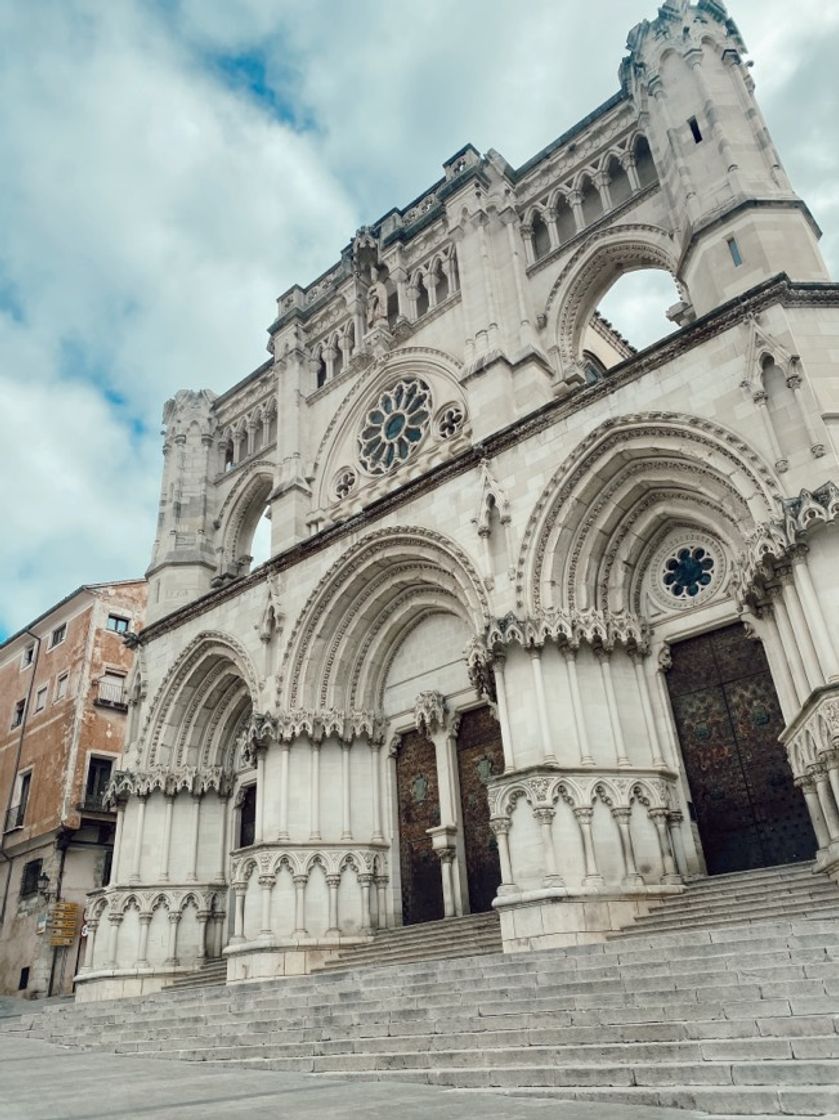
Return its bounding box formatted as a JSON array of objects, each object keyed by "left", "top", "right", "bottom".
[
  {"left": 358, "top": 378, "right": 432, "bottom": 475},
  {"left": 662, "top": 546, "right": 715, "bottom": 599}
]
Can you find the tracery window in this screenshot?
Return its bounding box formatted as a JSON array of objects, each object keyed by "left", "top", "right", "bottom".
[
  {"left": 662, "top": 545, "right": 715, "bottom": 599},
  {"left": 358, "top": 378, "right": 432, "bottom": 475}
]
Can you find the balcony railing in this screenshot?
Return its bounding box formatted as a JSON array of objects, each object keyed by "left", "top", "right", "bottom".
[
  {"left": 79, "top": 790, "right": 112, "bottom": 813},
  {"left": 4, "top": 804, "right": 25, "bottom": 832},
  {"left": 95, "top": 678, "right": 127, "bottom": 710}
]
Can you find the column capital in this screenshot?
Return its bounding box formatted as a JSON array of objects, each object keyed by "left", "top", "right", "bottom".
[
  {"left": 489, "top": 815, "right": 511, "bottom": 836},
  {"left": 414, "top": 690, "right": 448, "bottom": 736},
  {"left": 325, "top": 874, "right": 341, "bottom": 888},
  {"left": 533, "top": 806, "right": 556, "bottom": 825},
  {"left": 257, "top": 874, "right": 276, "bottom": 888},
  {"left": 573, "top": 806, "right": 594, "bottom": 823}
]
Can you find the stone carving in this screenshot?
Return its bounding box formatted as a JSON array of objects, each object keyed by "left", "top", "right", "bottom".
[{"left": 413, "top": 691, "right": 448, "bottom": 736}]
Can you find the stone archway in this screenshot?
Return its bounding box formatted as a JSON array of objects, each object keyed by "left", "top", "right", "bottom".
[{"left": 665, "top": 622, "right": 816, "bottom": 874}]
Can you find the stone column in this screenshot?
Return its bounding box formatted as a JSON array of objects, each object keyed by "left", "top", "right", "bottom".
[
  {"left": 612, "top": 808, "right": 642, "bottom": 888},
  {"left": 83, "top": 919, "right": 99, "bottom": 972},
  {"left": 293, "top": 875, "right": 308, "bottom": 936},
  {"left": 215, "top": 794, "right": 229, "bottom": 882},
  {"left": 375, "top": 877, "right": 389, "bottom": 929},
  {"left": 341, "top": 743, "right": 353, "bottom": 841},
  {"left": 812, "top": 766, "right": 839, "bottom": 842},
  {"left": 650, "top": 808, "right": 680, "bottom": 883},
  {"left": 112, "top": 805, "right": 126, "bottom": 884},
  {"left": 186, "top": 794, "right": 201, "bottom": 882},
  {"left": 369, "top": 741, "right": 384, "bottom": 842},
  {"left": 770, "top": 591, "right": 810, "bottom": 703},
  {"left": 258, "top": 874, "right": 275, "bottom": 938},
  {"left": 564, "top": 649, "right": 594, "bottom": 767},
  {"left": 621, "top": 150, "right": 640, "bottom": 191},
  {"left": 573, "top": 807, "right": 604, "bottom": 887},
  {"left": 196, "top": 911, "right": 209, "bottom": 962},
  {"left": 501, "top": 209, "right": 536, "bottom": 352},
  {"left": 106, "top": 913, "right": 122, "bottom": 968},
  {"left": 758, "top": 607, "right": 801, "bottom": 721},
  {"left": 568, "top": 189, "right": 584, "bottom": 232},
  {"left": 793, "top": 556, "right": 839, "bottom": 681},
  {"left": 594, "top": 168, "right": 612, "bottom": 212},
  {"left": 166, "top": 911, "right": 182, "bottom": 966},
  {"left": 255, "top": 748, "right": 267, "bottom": 844},
  {"left": 232, "top": 884, "right": 247, "bottom": 942},
  {"left": 278, "top": 743, "right": 291, "bottom": 841},
  {"left": 529, "top": 647, "right": 558, "bottom": 765},
  {"left": 797, "top": 776, "right": 831, "bottom": 850},
  {"left": 309, "top": 742, "right": 322, "bottom": 841},
  {"left": 786, "top": 368, "right": 826, "bottom": 459},
  {"left": 667, "top": 811, "right": 689, "bottom": 879},
  {"left": 780, "top": 570, "right": 822, "bottom": 691},
  {"left": 490, "top": 817, "right": 514, "bottom": 891},
  {"left": 326, "top": 875, "right": 341, "bottom": 936},
  {"left": 632, "top": 653, "right": 665, "bottom": 768},
  {"left": 598, "top": 650, "right": 631, "bottom": 768},
  {"left": 359, "top": 873, "right": 375, "bottom": 935},
  {"left": 438, "top": 850, "right": 457, "bottom": 919},
  {"left": 137, "top": 914, "right": 152, "bottom": 967},
  {"left": 159, "top": 794, "right": 175, "bottom": 882},
  {"left": 129, "top": 795, "right": 148, "bottom": 884},
  {"left": 533, "top": 806, "right": 564, "bottom": 888},
  {"left": 492, "top": 655, "right": 518, "bottom": 771}
]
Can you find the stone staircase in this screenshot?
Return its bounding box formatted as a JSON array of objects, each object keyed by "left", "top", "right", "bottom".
[
  {"left": 2, "top": 863, "right": 839, "bottom": 1116},
  {"left": 313, "top": 911, "right": 503, "bottom": 972},
  {"left": 168, "top": 957, "right": 228, "bottom": 991}
]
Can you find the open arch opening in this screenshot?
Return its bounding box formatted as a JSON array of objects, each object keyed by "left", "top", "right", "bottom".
[{"left": 596, "top": 268, "right": 682, "bottom": 359}]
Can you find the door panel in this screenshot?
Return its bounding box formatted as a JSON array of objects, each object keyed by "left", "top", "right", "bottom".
[
  {"left": 666, "top": 623, "right": 815, "bottom": 874},
  {"left": 396, "top": 729, "right": 443, "bottom": 925},
  {"left": 456, "top": 707, "right": 504, "bottom": 913}
]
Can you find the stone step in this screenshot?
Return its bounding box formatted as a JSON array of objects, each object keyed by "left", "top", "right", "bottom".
[
  {"left": 643, "top": 883, "right": 838, "bottom": 911},
  {"left": 613, "top": 908, "right": 839, "bottom": 937},
  {"left": 634, "top": 891, "right": 839, "bottom": 917},
  {"left": 479, "top": 1084, "right": 839, "bottom": 1117}
]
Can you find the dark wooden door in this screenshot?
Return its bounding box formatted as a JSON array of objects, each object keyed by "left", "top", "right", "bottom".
[
  {"left": 456, "top": 707, "right": 504, "bottom": 912},
  {"left": 666, "top": 623, "right": 816, "bottom": 874},
  {"left": 396, "top": 729, "right": 443, "bottom": 925}
]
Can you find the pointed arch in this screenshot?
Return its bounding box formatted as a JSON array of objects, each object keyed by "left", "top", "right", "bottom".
[
  {"left": 140, "top": 631, "right": 258, "bottom": 770},
  {"left": 517, "top": 412, "right": 782, "bottom": 616},
  {"left": 280, "top": 526, "right": 489, "bottom": 711},
  {"left": 544, "top": 223, "right": 682, "bottom": 377}
]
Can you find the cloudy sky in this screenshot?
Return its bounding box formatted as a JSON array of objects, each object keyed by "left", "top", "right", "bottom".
[{"left": 0, "top": 0, "right": 837, "bottom": 640}]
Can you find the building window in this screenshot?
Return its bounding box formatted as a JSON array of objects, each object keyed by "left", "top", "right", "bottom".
[
  {"left": 21, "top": 644, "right": 35, "bottom": 669},
  {"left": 106, "top": 615, "right": 130, "bottom": 634},
  {"left": 4, "top": 771, "right": 31, "bottom": 832},
  {"left": 96, "top": 672, "right": 127, "bottom": 709},
  {"left": 49, "top": 624, "right": 66, "bottom": 649},
  {"left": 11, "top": 699, "right": 25, "bottom": 728},
  {"left": 55, "top": 673, "right": 69, "bottom": 700},
  {"left": 18, "top": 967, "right": 30, "bottom": 991},
  {"left": 358, "top": 378, "right": 433, "bottom": 476},
  {"left": 727, "top": 236, "right": 743, "bottom": 267},
  {"left": 84, "top": 757, "right": 114, "bottom": 811},
  {"left": 239, "top": 785, "right": 256, "bottom": 848},
  {"left": 34, "top": 687, "right": 47, "bottom": 713},
  {"left": 688, "top": 116, "right": 703, "bottom": 143},
  {"left": 19, "top": 859, "right": 43, "bottom": 899}
]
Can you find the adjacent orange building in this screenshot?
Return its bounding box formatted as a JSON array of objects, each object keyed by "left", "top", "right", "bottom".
[{"left": 0, "top": 580, "right": 146, "bottom": 997}]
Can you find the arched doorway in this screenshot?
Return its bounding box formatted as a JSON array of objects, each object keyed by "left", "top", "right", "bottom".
[
  {"left": 665, "top": 622, "right": 816, "bottom": 874},
  {"left": 395, "top": 705, "right": 503, "bottom": 926}
]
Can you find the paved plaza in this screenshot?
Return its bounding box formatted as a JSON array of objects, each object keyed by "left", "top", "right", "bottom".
[{"left": 0, "top": 1034, "right": 712, "bottom": 1120}]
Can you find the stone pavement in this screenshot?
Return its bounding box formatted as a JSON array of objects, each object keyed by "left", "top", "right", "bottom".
[{"left": 0, "top": 1035, "right": 711, "bottom": 1120}]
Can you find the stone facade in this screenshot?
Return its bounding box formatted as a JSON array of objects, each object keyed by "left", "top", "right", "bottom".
[
  {"left": 76, "top": 2, "right": 839, "bottom": 1002},
  {"left": 0, "top": 581, "right": 146, "bottom": 997}
]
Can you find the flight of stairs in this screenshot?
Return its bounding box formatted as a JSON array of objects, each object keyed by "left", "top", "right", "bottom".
[
  {"left": 313, "top": 911, "right": 503, "bottom": 972},
  {"left": 167, "top": 957, "right": 228, "bottom": 991},
  {"left": 3, "top": 863, "right": 838, "bottom": 1116}
]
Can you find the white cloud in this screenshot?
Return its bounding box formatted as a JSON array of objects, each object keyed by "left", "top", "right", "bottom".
[{"left": 0, "top": 0, "right": 836, "bottom": 635}]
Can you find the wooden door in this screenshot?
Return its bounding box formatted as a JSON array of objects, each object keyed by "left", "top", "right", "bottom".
[
  {"left": 456, "top": 707, "right": 504, "bottom": 912},
  {"left": 666, "top": 623, "right": 816, "bottom": 874},
  {"left": 396, "top": 729, "right": 443, "bottom": 924}
]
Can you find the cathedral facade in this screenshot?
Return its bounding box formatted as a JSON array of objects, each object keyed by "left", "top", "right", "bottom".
[{"left": 78, "top": 1, "right": 839, "bottom": 1001}]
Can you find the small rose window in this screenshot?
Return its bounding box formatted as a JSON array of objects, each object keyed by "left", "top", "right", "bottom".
[
  {"left": 358, "top": 378, "right": 432, "bottom": 475},
  {"left": 662, "top": 546, "right": 715, "bottom": 599}
]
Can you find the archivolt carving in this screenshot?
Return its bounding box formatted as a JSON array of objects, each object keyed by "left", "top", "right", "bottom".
[
  {"left": 140, "top": 631, "right": 259, "bottom": 770},
  {"left": 279, "top": 526, "right": 488, "bottom": 710},
  {"left": 517, "top": 413, "right": 781, "bottom": 614}
]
